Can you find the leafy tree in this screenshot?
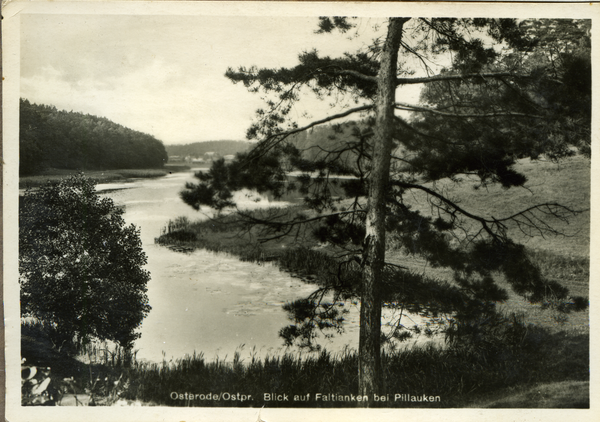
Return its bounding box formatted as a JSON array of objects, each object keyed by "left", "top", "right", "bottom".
[
  {"left": 20, "top": 174, "right": 151, "bottom": 350},
  {"left": 181, "top": 18, "right": 589, "bottom": 399}
]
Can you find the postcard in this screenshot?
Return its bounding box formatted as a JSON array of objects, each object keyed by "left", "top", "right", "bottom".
[{"left": 3, "top": 1, "right": 597, "bottom": 421}]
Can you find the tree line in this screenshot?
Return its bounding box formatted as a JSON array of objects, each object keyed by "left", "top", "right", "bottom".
[{"left": 20, "top": 99, "right": 168, "bottom": 176}]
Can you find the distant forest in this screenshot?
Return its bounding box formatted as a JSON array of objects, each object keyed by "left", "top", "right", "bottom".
[
  {"left": 20, "top": 99, "right": 168, "bottom": 176},
  {"left": 287, "top": 121, "right": 365, "bottom": 167},
  {"left": 165, "top": 141, "right": 252, "bottom": 158},
  {"left": 166, "top": 123, "right": 370, "bottom": 170}
]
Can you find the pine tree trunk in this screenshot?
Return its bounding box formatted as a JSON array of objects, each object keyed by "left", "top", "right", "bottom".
[{"left": 358, "top": 17, "right": 408, "bottom": 402}]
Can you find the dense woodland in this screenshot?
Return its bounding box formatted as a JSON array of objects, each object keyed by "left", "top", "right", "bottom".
[
  {"left": 20, "top": 99, "right": 168, "bottom": 176},
  {"left": 165, "top": 140, "right": 252, "bottom": 158}
]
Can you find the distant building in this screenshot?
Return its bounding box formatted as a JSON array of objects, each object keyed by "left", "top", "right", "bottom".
[
  {"left": 168, "top": 155, "right": 183, "bottom": 162},
  {"left": 223, "top": 154, "right": 235, "bottom": 162},
  {"left": 204, "top": 152, "right": 220, "bottom": 162}
]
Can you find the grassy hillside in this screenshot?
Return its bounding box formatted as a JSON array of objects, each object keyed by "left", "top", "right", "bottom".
[{"left": 404, "top": 155, "right": 590, "bottom": 258}]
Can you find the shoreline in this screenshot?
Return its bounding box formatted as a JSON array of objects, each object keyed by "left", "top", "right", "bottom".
[{"left": 18, "top": 167, "right": 191, "bottom": 189}]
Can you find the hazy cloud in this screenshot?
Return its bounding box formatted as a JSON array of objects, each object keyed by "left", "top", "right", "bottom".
[{"left": 20, "top": 14, "right": 389, "bottom": 144}]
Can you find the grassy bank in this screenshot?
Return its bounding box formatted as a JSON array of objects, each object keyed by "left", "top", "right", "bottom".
[
  {"left": 22, "top": 315, "right": 589, "bottom": 407},
  {"left": 163, "top": 164, "right": 192, "bottom": 172},
  {"left": 123, "top": 318, "right": 588, "bottom": 408},
  {"left": 20, "top": 168, "right": 169, "bottom": 188}
]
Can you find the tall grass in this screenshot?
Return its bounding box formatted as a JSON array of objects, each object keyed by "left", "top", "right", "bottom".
[
  {"left": 22, "top": 310, "right": 588, "bottom": 407},
  {"left": 21, "top": 320, "right": 138, "bottom": 405},
  {"left": 117, "top": 315, "right": 588, "bottom": 407},
  {"left": 527, "top": 249, "right": 589, "bottom": 298}
]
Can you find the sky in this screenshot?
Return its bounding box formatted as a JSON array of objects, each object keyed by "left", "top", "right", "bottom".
[{"left": 21, "top": 14, "right": 416, "bottom": 145}]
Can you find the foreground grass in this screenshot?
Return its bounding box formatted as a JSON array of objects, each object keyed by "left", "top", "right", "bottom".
[
  {"left": 22, "top": 317, "right": 589, "bottom": 407},
  {"left": 128, "top": 325, "right": 587, "bottom": 408},
  {"left": 20, "top": 168, "right": 169, "bottom": 188},
  {"left": 469, "top": 380, "right": 590, "bottom": 408}
]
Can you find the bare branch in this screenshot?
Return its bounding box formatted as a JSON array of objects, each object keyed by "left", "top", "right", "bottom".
[
  {"left": 273, "top": 104, "right": 372, "bottom": 138},
  {"left": 234, "top": 208, "right": 365, "bottom": 243}
]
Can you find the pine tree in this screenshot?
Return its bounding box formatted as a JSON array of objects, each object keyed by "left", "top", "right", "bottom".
[{"left": 181, "top": 18, "right": 589, "bottom": 400}]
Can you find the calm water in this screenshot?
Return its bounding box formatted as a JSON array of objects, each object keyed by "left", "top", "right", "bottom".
[{"left": 98, "top": 172, "right": 364, "bottom": 363}]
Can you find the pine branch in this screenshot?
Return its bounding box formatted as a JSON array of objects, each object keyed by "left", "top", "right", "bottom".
[
  {"left": 244, "top": 105, "right": 374, "bottom": 164},
  {"left": 327, "top": 68, "right": 376, "bottom": 83},
  {"left": 394, "top": 115, "right": 469, "bottom": 147},
  {"left": 235, "top": 209, "right": 365, "bottom": 243},
  {"left": 392, "top": 180, "right": 581, "bottom": 241},
  {"left": 410, "top": 70, "right": 565, "bottom": 87},
  {"left": 396, "top": 71, "right": 539, "bottom": 85},
  {"left": 394, "top": 102, "right": 545, "bottom": 119}
]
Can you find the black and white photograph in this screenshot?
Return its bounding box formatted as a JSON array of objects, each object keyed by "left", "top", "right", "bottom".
[{"left": 2, "top": 1, "right": 597, "bottom": 421}]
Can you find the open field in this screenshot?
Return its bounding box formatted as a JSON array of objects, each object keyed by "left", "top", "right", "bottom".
[{"left": 403, "top": 155, "right": 590, "bottom": 258}]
